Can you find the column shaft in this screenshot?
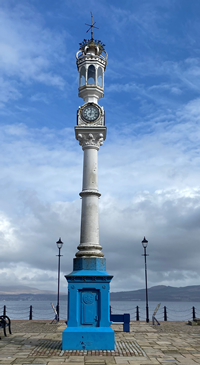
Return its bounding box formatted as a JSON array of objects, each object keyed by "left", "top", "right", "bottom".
[
  {"left": 76, "top": 146, "right": 103, "bottom": 258},
  {"left": 82, "top": 147, "right": 98, "bottom": 191}
]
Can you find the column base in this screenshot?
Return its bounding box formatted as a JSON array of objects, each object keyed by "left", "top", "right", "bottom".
[
  {"left": 62, "top": 327, "right": 115, "bottom": 350},
  {"left": 73, "top": 257, "right": 106, "bottom": 271}
]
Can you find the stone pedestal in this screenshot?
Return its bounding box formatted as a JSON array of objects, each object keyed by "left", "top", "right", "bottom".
[{"left": 62, "top": 258, "right": 114, "bottom": 350}]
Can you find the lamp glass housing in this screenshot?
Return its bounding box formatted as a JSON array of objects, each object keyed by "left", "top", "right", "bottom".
[
  {"left": 142, "top": 237, "right": 148, "bottom": 248},
  {"left": 56, "top": 238, "right": 63, "bottom": 250}
]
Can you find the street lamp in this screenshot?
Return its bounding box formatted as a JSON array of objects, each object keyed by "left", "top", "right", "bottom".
[
  {"left": 56, "top": 237, "right": 63, "bottom": 322},
  {"left": 142, "top": 236, "right": 149, "bottom": 323}
]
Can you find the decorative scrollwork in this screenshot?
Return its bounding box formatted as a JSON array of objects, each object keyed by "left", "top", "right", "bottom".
[
  {"left": 83, "top": 293, "right": 94, "bottom": 304},
  {"left": 77, "top": 132, "right": 104, "bottom": 149}
]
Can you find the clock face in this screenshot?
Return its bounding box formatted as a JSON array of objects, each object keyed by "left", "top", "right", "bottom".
[{"left": 81, "top": 104, "right": 99, "bottom": 122}]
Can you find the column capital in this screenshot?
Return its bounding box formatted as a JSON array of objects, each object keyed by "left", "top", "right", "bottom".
[{"left": 75, "top": 126, "right": 106, "bottom": 150}]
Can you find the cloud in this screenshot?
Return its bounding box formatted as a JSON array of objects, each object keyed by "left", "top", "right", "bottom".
[
  {"left": 107, "top": 57, "right": 200, "bottom": 104},
  {"left": 0, "top": 1, "right": 67, "bottom": 107},
  {"left": 0, "top": 124, "right": 82, "bottom": 203},
  {"left": 30, "top": 93, "right": 49, "bottom": 104},
  {"left": 100, "top": 188, "right": 200, "bottom": 291},
  {"left": 181, "top": 97, "right": 200, "bottom": 120},
  {"left": 0, "top": 193, "right": 81, "bottom": 292},
  {"left": 0, "top": 77, "right": 21, "bottom": 108}
]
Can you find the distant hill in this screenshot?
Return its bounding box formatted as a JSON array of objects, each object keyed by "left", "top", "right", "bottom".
[
  {"left": 1, "top": 284, "right": 200, "bottom": 302},
  {"left": 0, "top": 293, "right": 67, "bottom": 301},
  {"left": 110, "top": 285, "right": 200, "bottom": 302},
  {"left": 0, "top": 285, "right": 65, "bottom": 295},
  {"left": 0, "top": 285, "right": 67, "bottom": 301}
]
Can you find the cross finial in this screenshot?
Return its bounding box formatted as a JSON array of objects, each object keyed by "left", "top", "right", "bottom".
[{"left": 85, "top": 12, "right": 99, "bottom": 40}]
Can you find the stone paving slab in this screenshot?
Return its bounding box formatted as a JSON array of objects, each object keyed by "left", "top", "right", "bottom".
[{"left": 0, "top": 321, "right": 200, "bottom": 364}]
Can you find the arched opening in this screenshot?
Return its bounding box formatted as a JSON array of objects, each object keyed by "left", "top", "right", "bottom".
[
  {"left": 80, "top": 66, "right": 86, "bottom": 86},
  {"left": 88, "top": 65, "right": 96, "bottom": 85},
  {"left": 97, "top": 67, "right": 103, "bottom": 87}
]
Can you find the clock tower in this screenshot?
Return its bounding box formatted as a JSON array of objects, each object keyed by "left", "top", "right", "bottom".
[{"left": 62, "top": 15, "right": 114, "bottom": 351}]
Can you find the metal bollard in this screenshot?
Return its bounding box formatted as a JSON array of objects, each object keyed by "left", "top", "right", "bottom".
[
  {"left": 164, "top": 306, "right": 167, "bottom": 321},
  {"left": 29, "top": 305, "right": 33, "bottom": 320},
  {"left": 192, "top": 306, "right": 196, "bottom": 320},
  {"left": 136, "top": 306, "right": 139, "bottom": 321},
  {"left": 3, "top": 305, "right": 6, "bottom": 316}
]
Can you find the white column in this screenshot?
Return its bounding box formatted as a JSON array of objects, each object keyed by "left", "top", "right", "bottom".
[
  {"left": 75, "top": 130, "right": 105, "bottom": 258},
  {"left": 82, "top": 147, "right": 98, "bottom": 192}
]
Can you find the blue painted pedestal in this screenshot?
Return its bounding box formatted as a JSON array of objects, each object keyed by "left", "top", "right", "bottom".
[{"left": 62, "top": 257, "right": 115, "bottom": 350}]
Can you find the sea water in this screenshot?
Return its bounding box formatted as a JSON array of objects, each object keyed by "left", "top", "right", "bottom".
[{"left": 1, "top": 299, "right": 200, "bottom": 321}]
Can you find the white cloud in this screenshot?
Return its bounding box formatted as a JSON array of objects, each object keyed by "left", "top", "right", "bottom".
[
  {"left": 0, "top": 2, "right": 67, "bottom": 106},
  {"left": 0, "top": 124, "right": 82, "bottom": 204},
  {"left": 100, "top": 187, "right": 200, "bottom": 291},
  {"left": 30, "top": 93, "right": 49, "bottom": 104},
  {"left": 0, "top": 77, "right": 21, "bottom": 107},
  {"left": 182, "top": 97, "right": 200, "bottom": 120}
]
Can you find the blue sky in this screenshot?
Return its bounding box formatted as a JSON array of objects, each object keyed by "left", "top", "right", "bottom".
[{"left": 1, "top": 0, "right": 200, "bottom": 294}]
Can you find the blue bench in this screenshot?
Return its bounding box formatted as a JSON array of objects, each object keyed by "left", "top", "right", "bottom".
[{"left": 110, "top": 313, "right": 130, "bottom": 332}]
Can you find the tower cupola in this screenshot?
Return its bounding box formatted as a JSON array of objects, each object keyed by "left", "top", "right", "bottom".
[{"left": 76, "top": 15, "right": 107, "bottom": 104}]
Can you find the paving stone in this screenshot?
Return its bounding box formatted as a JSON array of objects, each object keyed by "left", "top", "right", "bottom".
[
  {"left": 84, "top": 357, "right": 105, "bottom": 362},
  {"left": 1, "top": 320, "right": 200, "bottom": 364},
  {"left": 128, "top": 359, "right": 154, "bottom": 362},
  {"left": 33, "top": 359, "right": 53, "bottom": 363},
  {"left": 158, "top": 363, "right": 177, "bottom": 365},
  {"left": 64, "top": 356, "right": 84, "bottom": 362},
  {"left": 12, "top": 359, "right": 35, "bottom": 364},
  {"left": 47, "top": 362, "right": 66, "bottom": 365},
  {"left": 104, "top": 359, "right": 115, "bottom": 364}
]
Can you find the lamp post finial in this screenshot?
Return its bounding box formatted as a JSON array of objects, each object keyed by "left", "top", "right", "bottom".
[{"left": 85, "top": 12, "right": 99, "bottom": 40}]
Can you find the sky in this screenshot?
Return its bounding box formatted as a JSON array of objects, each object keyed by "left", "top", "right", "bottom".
[{"left": 0, "top": 0, "right": 200, "bottom": 294}]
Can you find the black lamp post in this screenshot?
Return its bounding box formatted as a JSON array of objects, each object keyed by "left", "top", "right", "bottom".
[
  {"left": 56, "top": 237, "right": 63, "bottom": 322},
  {"left": 142, "top": 236, "right": 149, "bottom": 323}
]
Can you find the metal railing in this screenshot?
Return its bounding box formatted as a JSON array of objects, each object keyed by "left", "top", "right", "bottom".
[
  {"left": 1, "top": 304, "right": 67, "bottom": 321},
  {"left": 111, "top": 305, "right": 199, "bottom": 322},
  {"left": 1, "top": 304, "right": 199, "bottom": 321}
]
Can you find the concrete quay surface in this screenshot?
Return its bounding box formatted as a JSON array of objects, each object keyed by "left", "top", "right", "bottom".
[{"left": 0, "top": 320, "right": 200, "bottom": 365}]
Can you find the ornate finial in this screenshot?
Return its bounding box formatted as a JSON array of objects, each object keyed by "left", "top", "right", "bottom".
[{"left": 85, "top": 12, "right": 99, "bottom": 40}]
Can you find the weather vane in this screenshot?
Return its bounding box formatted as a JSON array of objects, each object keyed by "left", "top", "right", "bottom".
[{"left": 85, "top": 12, "right": 99, "bottom": 40}]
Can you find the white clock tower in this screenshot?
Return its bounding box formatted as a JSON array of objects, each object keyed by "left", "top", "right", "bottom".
[{"left": 62, "top": 14, "right": 114, "bottom": 351}]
